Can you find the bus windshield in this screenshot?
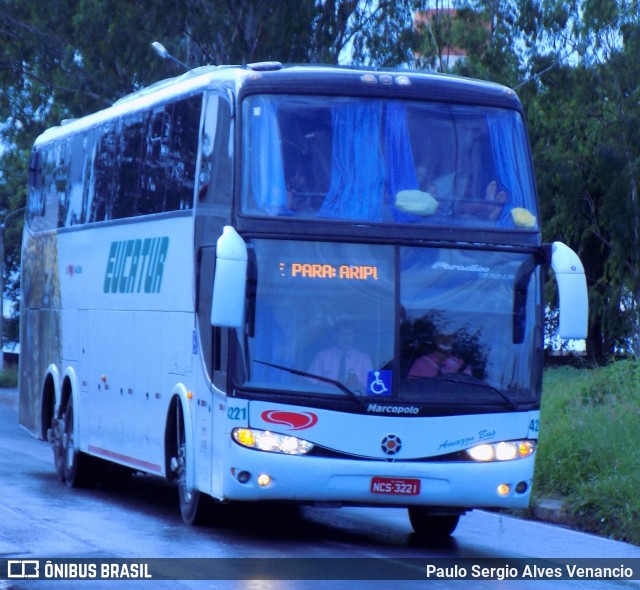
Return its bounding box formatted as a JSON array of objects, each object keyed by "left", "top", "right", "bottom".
[
  {"left": 235, "top": 240, "right": 542, "bottom": 411},
  {"left": 241, "top": 95, "right": 538, "bottom": 229}
]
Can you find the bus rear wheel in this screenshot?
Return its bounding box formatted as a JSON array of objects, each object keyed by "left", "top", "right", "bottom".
[
  {"left": 50, "top": 415, "right": 66, "bottom": 483},
  {"left": 61, "top": 398, "right": 97, "bottom": 488},
  {"left": 408, "top": 507, "right": 461, "bottom": 539}
]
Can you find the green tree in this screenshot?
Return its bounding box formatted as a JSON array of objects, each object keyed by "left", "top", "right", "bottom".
[
  {"left": 412, "top": 0, "right": 524, "bottom": 86},
  {"left": 524, "top": 0, "right": 640, "bottom": 360},
  {"left": 413, "top": 1, "right": 457, "bottom": 72},
  {"left": 415, "top": 0, "right": 640, "bottom": 360},
  {"left": 0, "top": 0, "right": 186, "bottom": 342}
]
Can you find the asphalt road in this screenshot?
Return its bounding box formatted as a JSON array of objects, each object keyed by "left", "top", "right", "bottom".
[{"left": 0, "top": 387, "right": 638, "bottom": 590}]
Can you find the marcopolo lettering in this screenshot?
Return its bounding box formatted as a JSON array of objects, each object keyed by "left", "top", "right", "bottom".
[
  {"left": 367, "top": 403, "right": 420, "bottom": 415},
  {"left": 103, "top": 237, "right": 169, "bottom": 294}
]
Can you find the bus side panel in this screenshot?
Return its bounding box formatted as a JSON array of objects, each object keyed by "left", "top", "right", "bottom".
[
  {"left": 54, "top": 216, "right": 195, "bottom": 473},
  {"left": 80, "top": 309, "right": 136, "bottom": 458},
  {"left": 19, "top": 230, "right": 62, "bottom": 437},
  {"left": 134, "top": 309, "right": 194, "bottom": 472}
]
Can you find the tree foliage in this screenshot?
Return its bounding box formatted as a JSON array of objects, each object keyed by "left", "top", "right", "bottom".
[
  {"left": 2, "top": 0, "right": 640, "bottom": 361},
  {"left": 522, "top": 0, "right": 640, "bottom": 360}
]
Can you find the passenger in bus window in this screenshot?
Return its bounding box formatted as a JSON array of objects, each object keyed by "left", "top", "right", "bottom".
[
  {"left": 415, "top": 165, "right": 430, "bottom": 193},
  {"left": 455, "top": 180, "right": 508, "bottom": 221},
  {"left": 285, "top": 162, "right": 313, "bottom": 213},
  {"left": 408, "top": 334, "right": 471, "bottom": 379},
  {"left": 308, "top": 324, "right": 373, "bottom": 390}
]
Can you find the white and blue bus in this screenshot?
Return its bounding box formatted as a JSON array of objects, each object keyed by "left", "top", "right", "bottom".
[{"left": 19, "top": 63, "right": 587, "bottom": 538}]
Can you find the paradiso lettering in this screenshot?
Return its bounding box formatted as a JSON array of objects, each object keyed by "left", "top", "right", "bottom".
[{"left": 103, "top": 237, "right": 169, "bottom": 294}]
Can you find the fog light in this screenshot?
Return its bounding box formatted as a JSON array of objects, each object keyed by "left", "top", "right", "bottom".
[
  {"left": 237, "top": 470, "right": 251, "bottom": 484},
  {"left": 257, "top": 474, "right": 272, "bottom": 487},
  {"left": 497, "top": 484, "right": 511, "bottom": 496},
  {"left": 515, "top": 481, "right": 528, "bottom": 494}
]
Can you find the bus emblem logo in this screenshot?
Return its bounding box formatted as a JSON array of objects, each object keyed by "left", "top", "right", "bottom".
[
  {"left": 103, "top": 236, "right": 169, "bottom": 294},
  {"left": 381, "top": 434, "right": 402, "bottom": 455},
  {"left": 261, "top": 410, "right": 318, "bottom": 430}
]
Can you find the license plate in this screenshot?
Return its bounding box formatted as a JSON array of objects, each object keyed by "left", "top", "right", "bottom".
[{"left": 370, "top": 477, "right": 421, "bottom": 496}]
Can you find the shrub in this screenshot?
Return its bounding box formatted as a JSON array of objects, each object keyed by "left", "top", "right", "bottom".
[{"left": 534, "top": 362, "right": 640, "bottom": 544}]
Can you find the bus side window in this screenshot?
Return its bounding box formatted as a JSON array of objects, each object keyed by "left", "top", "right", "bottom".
[
  {"left": 29, "top": 141, "right": 67, "bottom": 231},
  {"left": 53, "top": 141, "right": 70, "bottom": 227},
  {"left": 115, "top": 111, "right": 147, "bottom": 218},
  {"left": 63, "top": 132, "right": 88, "bottom": 226},
  {"left": 140, "top": 106, "right": 170, "bottom": 215},
  {"left": 195, "top": 92, "right": 233, "bottom": 250},
  {"left": 166, "top": 95, "right": 201, "bottom": 211},
  {"left": 92, "top": 122, "right": 117, "bottom": 222},
  {"left": 27, "top": 150, "right": 44, "bottom": 224},
  {"left": 80, "top": 127, "right": 99, "bottom": 225},
  {"left": 197, "top": 92, "right": 233, "bottom": 213}
]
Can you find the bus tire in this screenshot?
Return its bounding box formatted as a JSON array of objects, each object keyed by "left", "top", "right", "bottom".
[
  {"left": 172, "top": 400, "right": 211, "bottom": 525},
  {"left": 408, "top": 507, "right": 460, "bottom": 539},
  {"left": 51, "top": 414, "right": 66, "bottom": 483},
  {"left": 179, "top": 485, "right": 213, "bottom": 526},
  {"left": 61, "top": 398, "right": 97, "bottom": 488}
]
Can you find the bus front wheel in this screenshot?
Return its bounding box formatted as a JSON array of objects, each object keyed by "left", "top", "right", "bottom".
[
  {"left": 179, "top": 481, "right": 211, "bottom": 525},
  {"left": 172, "top": 401, "right": 211, "bottom": 525},
  {"left": 408, "top": 507, "right": 461, "bottom": 539}
]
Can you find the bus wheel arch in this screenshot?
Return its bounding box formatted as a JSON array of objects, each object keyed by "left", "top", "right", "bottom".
[
  {"left": 165, "top": 388, "right": 211, "bottom": 525},
  {"left": 41, "top": 371, "right": 58, "bottom": 442},
  {"left": 41, "top": 366, "right": 64, "bottom": 481}
]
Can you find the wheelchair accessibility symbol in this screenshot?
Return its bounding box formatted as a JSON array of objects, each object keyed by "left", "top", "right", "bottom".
[{"left": 367, "top": 370, "right": 392, "bottom": 397}]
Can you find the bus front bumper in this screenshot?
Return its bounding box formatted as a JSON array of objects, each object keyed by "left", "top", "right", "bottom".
[{"left": 221, "top": 445, "right": 535, "bottom": 510}]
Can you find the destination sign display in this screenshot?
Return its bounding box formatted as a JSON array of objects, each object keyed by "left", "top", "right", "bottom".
[{"left": 279, "top": 262, "right": 380, "bottom": 281}]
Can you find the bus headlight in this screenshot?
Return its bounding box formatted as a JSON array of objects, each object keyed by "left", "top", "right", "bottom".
[
  {"left": 232, "top": 428, "right": 314, "bottom": 455},
  {"left": 466, "top": 440, "right": 535, "bottom": 462}
]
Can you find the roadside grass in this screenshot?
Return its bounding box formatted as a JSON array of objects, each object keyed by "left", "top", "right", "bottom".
[
  {"left": 0, "top": 368, "right": 18, "bottom": 388},
  {"left": 534, "top": 361, "right": 640, "bottom": 545}
]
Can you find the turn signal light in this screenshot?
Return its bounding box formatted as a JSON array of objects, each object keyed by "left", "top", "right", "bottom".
[{"left": 232, "top": 428, "right": 314, "bottom": 455}]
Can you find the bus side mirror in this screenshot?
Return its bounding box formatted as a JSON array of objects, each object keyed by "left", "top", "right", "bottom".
[
  {"left": 549, "top": 242, "right": 588, "bottom": 340},
  {"left": 210, "top": 226, "right": 247, "bottom": 328}
]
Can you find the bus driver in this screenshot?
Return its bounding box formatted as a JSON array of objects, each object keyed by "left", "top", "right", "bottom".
[{"left": 308, "top": 324, "right": 373, "bottom": 390}]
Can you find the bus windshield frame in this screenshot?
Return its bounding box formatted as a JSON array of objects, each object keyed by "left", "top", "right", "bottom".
[
  {"left": 240, "top": 94, "right": 538, "bottom": 232},
  {"left": 231, "top": 238, "right": 543, "bottom": 416}
]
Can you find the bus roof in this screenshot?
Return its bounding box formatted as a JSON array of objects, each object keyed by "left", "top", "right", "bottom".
[{"left": 34, "top": 63, "right": 523, "bottom": 147}]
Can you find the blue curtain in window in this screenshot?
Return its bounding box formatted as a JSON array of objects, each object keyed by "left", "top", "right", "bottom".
[
  {"left": 487, "top": 113, "right": 528, "bottom": 226},
  {"left": 319, "top": 102, "right": 385, "bottom": 221},
  {"left": 384, "top": 103, "right": 420, "bottom": 222},
  {"left": 248, "top": 98, "right": 287, "bottom": 213}
]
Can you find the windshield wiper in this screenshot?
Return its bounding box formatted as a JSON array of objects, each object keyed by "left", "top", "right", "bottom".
[
  {"left": 253, "top": 359, "right": 366, "bottom": 409},
  {"left": 433, "top": 375, "right": 519, "bottom": 410}
]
